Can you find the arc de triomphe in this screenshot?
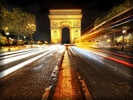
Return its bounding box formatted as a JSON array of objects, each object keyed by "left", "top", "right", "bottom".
[{"left": 48, "top": 9, "right": 82, "bottom": 44}]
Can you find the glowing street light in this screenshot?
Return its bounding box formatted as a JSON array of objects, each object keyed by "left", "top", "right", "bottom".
[
  {"left": 122, "top": 30, "right": 126, "bottom": 34},
  {"left": 24, "top": 36, "right": 26, "bottom": 44},
  {"left": 4, "top": 27, "right": 8, "bottom": 32},
  {"left": 45, "top": 41, "right": 48, "bottom": 44},
  {"left": 122, "top": 29, "right": 127, "bottom": 50},
  {"left": 11, "top": 39, "right": 14, "bottom": 41},
  {"left": 6, "top": 32, "right": 10, "bottom": 51},
  {"left": 128, "top": 33, "right": 131, "bottom": 44},
  {"left": 5, "top": 27, "right": 8, "bottom": 30},
  {"left": 6, "top": 32, "right": 10, "bottom": 36},
  {"left": 24, "top": 36, "right": 26, "bottom": 39}
]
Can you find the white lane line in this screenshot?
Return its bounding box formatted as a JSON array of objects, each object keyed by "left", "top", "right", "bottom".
[
  {"left": 0, "top": 49, "right": 55, "bottom": 79},
  {"left": 33, "top": 64, "right": 44, "bottom": 71},
  {"left": 0, "top": 49, "right": 47, "bottom": 66}
]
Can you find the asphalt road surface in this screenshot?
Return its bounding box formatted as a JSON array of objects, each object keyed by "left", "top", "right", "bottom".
[
  {"left": 0, "top": 45, "right": 65, "bottom": 100},
  {"left": 0, "top": 45, "right": 132, "bottom": 100},
  {"left": 68, "top": 46, "right": 133, "bottom": 100}
]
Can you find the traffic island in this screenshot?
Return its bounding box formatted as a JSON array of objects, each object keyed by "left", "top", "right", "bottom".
[{"left": 52, "top": 50, "right": 83, "bottom": 100}]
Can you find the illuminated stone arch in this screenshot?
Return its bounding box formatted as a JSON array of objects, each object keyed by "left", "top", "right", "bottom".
[{"left": 49, "top": 9, "right": 82, "bottom": 44}]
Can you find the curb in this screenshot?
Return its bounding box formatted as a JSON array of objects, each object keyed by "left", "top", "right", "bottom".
[
  {"left": 68, "top": 48, "right": 92, "bottom": 100},
  {"left": 41, "top": 49, "right": 65, "bottom": 100}
]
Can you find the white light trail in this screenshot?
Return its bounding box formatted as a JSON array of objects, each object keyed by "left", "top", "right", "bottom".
[
  {"left": 0, "top": 46, "right": 60, "bottom": 79},
  {"left": 0, "top": 49, "right": 46, "bottom": 66},
  {"left": 71, "top": 47, "right": 104, "bottom": 64},
  {"left": 0, "top": 45, "right": 60, "bottom": 66},
  {"left": 0, "top": 49, "right": 39, "bottom": 60},
  {"left": 0, "top": 48, "right": 37, "bottom": 56}
]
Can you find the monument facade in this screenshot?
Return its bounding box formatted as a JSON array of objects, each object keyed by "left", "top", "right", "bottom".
[{"left": 49, "top": 9, "right": 82, "bottom": 43}]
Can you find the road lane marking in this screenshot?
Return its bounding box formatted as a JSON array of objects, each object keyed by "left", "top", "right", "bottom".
[{"left": 33, "top": 64, "right": 44, "bottom": 71}]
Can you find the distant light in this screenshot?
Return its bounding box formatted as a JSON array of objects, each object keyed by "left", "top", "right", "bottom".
[
  {"left": 5, "top": 27, "right": 8, "bottom": 30},
  {"left": 6, "top": 32, "right": 9, "bottom": 36},
  {"left": 104, "top": 35, "right": 107, "bottom": 38},
  {"left": 45, "top": 41, "right": 48, "bottom": 44},
  {"left": 122, "top": 30, "right": 126, "bottom": 34},
  {"left": 107, "top": 39, "right": 111, "bottom": 43}
]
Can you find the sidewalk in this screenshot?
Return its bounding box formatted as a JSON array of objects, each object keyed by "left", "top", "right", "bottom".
[
  {"left": 52, "top": 50, "right": 83, "bottom": 100},
  {"left": 0, "top": 45, "right": 35, "bottom": 53},
  {"left": 0, "top": 46, "right": 27, "bottom": 53}
]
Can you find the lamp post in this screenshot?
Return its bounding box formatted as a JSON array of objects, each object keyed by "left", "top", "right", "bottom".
[
  {"left": 24, "top": 36, "right": 26, "bottom": 45},
  {"left": 129, "top": 34, "right": 131, "bottom": 44},
  {"left": 30, "top": 34, "right": 33, "bottom": 48},
  {"left": 6, "top": 32, "right": 10, "bottom": 51},
  {"left": 122, "top": 29, "right": 126, "bottom": 50}
]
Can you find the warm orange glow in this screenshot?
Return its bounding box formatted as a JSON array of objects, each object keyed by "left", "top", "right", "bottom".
[
  {"left": 53, "top": 52, "right": 73, "bottom": 98},
  {"left": 106, "top": 39, "right": 111, "bottom": 43},
  {"left": 49, "top": 9, "right": 82, "bottom": 44},
  {"left": 80, "top": 15, "right": 132, "bottom": 42},
  {"left": 53, "top": 51, "right": 82, "bottom": 99},
  {"left": 45, "top": 41, "right": 48, "bottom": 44}
]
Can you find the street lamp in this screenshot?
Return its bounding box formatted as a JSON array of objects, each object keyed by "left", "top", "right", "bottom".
[
  {"left": 24, "top": 36, "right": 26, "bottom": 39},
  {"left": 6, "top": 32, "right": 9, "bottom": 36},
  {"left": 30, "top": 34, "right": 33, "bottom": 48},
  {"left": 45, "top": 41, "right": 48, "bottom": 44},
  {"left": 6, "top": 32, "right": 10, "bottom": 51},
  {"left": 128, "top": 33, "right": 131, "bottom": 44},
  {"left": 122, "top": 30, "right": 126, "bottom": 34},
  {"left": 24, "top": 36, "right": 26, "bottom": 44},
  {"left": 122, "top": 29, "right": 126, "bottom": 50}
]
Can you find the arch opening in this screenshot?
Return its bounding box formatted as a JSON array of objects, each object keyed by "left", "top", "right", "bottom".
[{"left": 62, "top": 27, "right": 70, "bottom": 44}]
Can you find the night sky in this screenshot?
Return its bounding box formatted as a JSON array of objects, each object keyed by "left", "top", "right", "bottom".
[{"left": 0, "top": 0, "right": 125, "bottom": 42}]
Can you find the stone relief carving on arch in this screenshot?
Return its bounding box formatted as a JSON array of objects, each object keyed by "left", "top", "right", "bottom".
[
  {"left": 73, "top": 21, "right": 80, "bottom": 27},
  {"left": 51, "top": 22, "right": 58, "bottom": 27},
  {"left": 53, "top": 31, "right": 57, "bottom": 40},
  {"left": 60, "top": 21, "right": 72, "bottom": 27},
  {"left": 74, "top": 30, "right": 79, "bottom": 37}
]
